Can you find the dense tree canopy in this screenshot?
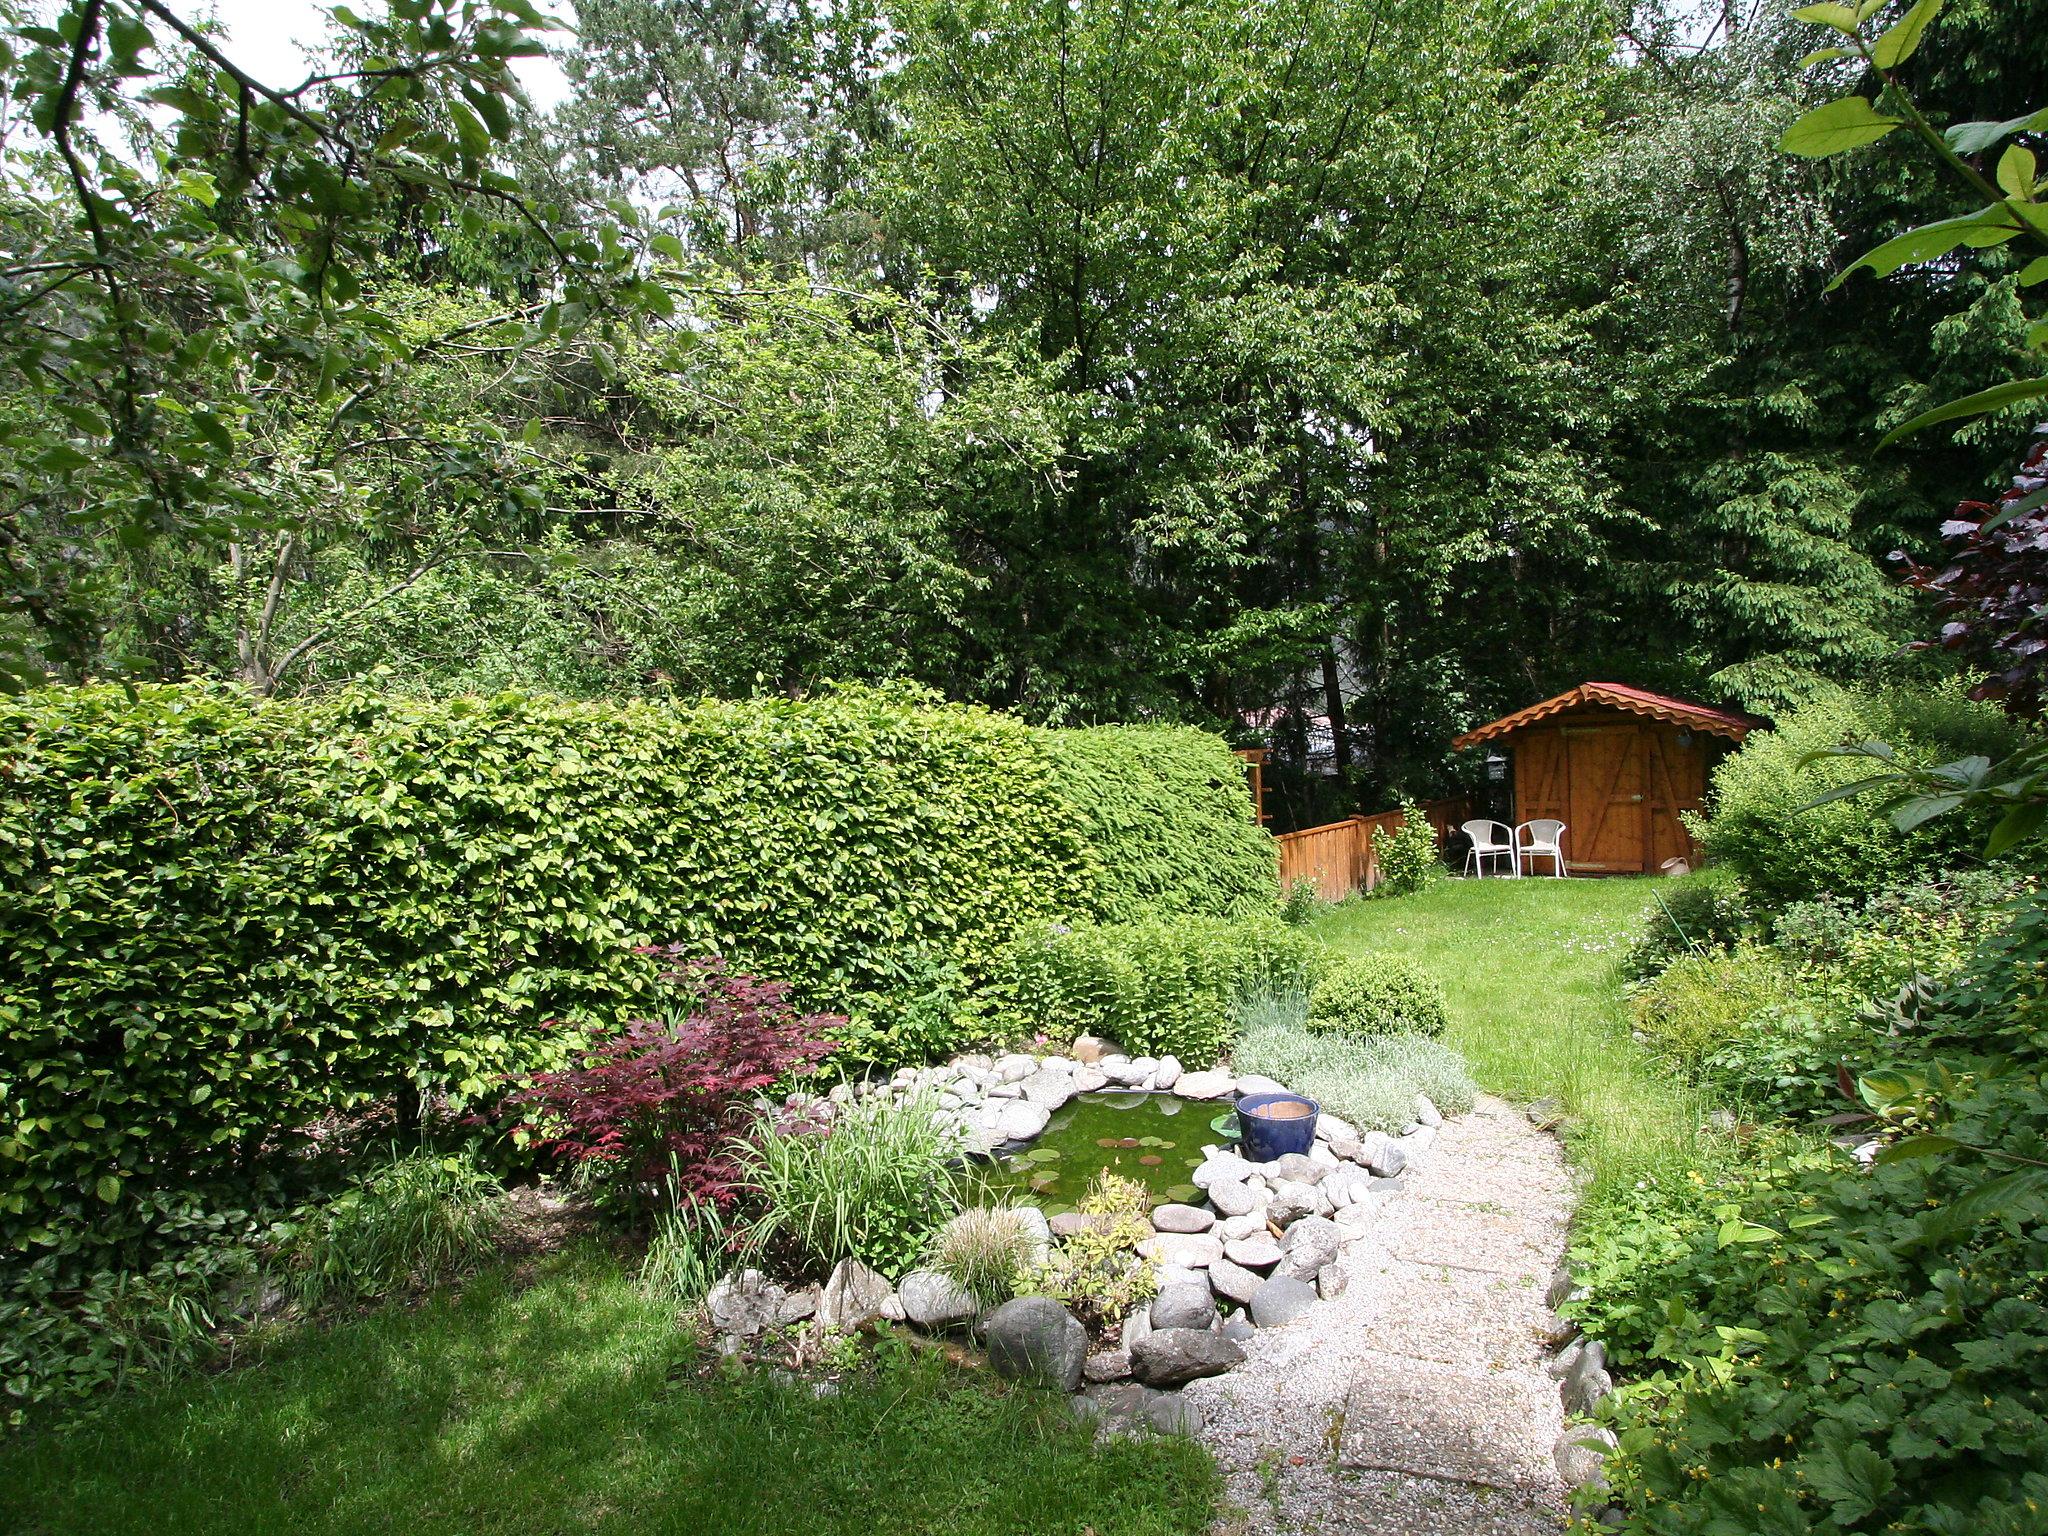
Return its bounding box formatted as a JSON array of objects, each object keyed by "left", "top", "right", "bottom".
[{"left": 2, "top": 0, "right": 2042, "bottom": 805}]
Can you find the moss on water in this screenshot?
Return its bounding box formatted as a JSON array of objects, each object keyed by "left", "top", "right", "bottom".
[{"left": 979, "top": 1092, "right": 1209, "bottom": 1213}]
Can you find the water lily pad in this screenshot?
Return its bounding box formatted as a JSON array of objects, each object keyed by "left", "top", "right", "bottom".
[
  {"left": 1118, "top": 1136, "right": 1141, "bottom": 1149},
  {"left": 1210, "top": 1113, "right": 1241, "bottom": 1139},
  {"left": 1096, "top": 1137, "right": 1121, "bottom": 1149},
  {"left": 1023, "top": 1146, "right": 1062, "bottom": 1163},
  {"left": 1029, "top": 1172, "right": 1058, "bottom": 1192},
  {"left": 1138, "top": 1154, "right": 1163, "bottom": 1166},
  {"left": 1138, "top": 1135, "right": 1165, "bottom": 1148},
  {"left": 1166, "top": 1184, "right": 1202, "bottom": 1203}
]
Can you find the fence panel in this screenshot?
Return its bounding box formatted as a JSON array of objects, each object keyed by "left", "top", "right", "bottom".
[{"left": 1273, "top": 802, "right": 1459, "bottom": 902}]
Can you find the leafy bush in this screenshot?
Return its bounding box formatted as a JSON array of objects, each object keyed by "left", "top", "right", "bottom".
[
  {"left": 1621, "top": 869, "right": 1756, "bottom": 982},
  {"left": 925, "top": 1206, "right": 1037, "bottom": 1309},
  {"left": 1304, "top": 953, "right": 1448, "bottom": 1041},
  {"left": 1368, "top": 803, "right": 1440, "bottom": 897},
  {"left": 1696, "top": 998, "right": 1891, "bottom": 1121},
  {"left": 4, "top": 684, "right": 1265, "bottom": 1267},
  {"left": 1587, "top": 891, "right": 2048, "bottom": 1536},
  {"left": 640, "top": 1197, "right": 748, "bottom": 1308},
  {"left": 1277, "top": 877, "right": 1324, "bottom": 926},
  {"left": 1770, "top": 869, "right": 2030, "bottom": 1002},
  {"left": 1233, "top": 1001, "right": 1476, "bottom": 1132},
  {"left": 1038, "top": 726, "right": 1276, "bottom": 925},
  {"left": 733, "top": 1092, "right": 964, "bottom": 1280},
  {"left": 1697, "top": 683, "right": 2026, "bottom": 906},
  {"left": 0, "top": 1216, "right": 268, "bottom": 1429},
  {"left": 1025, "top": 1172, "right": 1155, "bottom": 1334},
  {"left": 1626, "top": 944, "right": 1801, "bottom": 1069},
  {"left": 507, "top": 956, "right": 839, "bottom": 1213},
  {"left": 993, "top": 916, "right": 1328, "bottom": 1067},
  {"left": 288, "top": 1152, "right": 503, "bottom": 1307}
]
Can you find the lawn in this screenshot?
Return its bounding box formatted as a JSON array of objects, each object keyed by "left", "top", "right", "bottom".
[
  {"left": 1315, "top": 875, "right": 1707, "bottom": 1193},
  {"left": 0, "top": 1247, "right": 1217, "bottom": 1536}
]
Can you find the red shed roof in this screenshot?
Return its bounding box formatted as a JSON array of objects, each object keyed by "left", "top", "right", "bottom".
[{"left": 1452, "top": 683, "right": 1755, "bottom": 750}]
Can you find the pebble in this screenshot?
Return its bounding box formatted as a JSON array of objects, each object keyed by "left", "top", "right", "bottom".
[{"left": 1151, "top": 1203, "right": 1216, "bottom": 1234}]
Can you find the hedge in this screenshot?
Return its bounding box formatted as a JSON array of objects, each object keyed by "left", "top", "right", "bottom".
[{"left": 0, "top": 684, "right": 1273, "bottom": 1264}]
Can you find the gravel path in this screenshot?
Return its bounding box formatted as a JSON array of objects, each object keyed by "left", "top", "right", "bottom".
[{"left": 1182, "top": 1095, "right": 1575, "bottom": 1535}]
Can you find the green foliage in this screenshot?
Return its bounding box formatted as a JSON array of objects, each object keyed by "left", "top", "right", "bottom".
[
  {"left": 287, "top": 1153, "right": 502, "bottom": 1308},
  {"left": 993, "top": 916, "right": 1327, "bottom": 1068},
  {"left": 1586, "top": 888, "right": 2048, "bottom": 1536},
  {"left": 1024, "top": 1172, "right": 1155, "bottom": 1333},
  {"left": 1771, "top": 869, "right": 2030, "bottom": 1001},
  {"left": 1621, "top": 869, "right": 1757, "bottom": 982},
  {"left": 925, "top": 1207, "right": 1038, "bottom": 1309},
  {"left": 1627, "top": 945, "right": 1803, "bottom": 1069},
  {"left": 1232, "top": 998, "right": 1475, "bottom": 1133},
  {"left": 733, "top": 1093, "right": 965, "bottom": 1280},
  {"left": 639, "top": 1197, "right": 747, "bottom": 1309},
  {"left": 1304, "top": 953, "right": 1449, "bottom": 1041},
  {"left": 1698, "top": 684, "right": 2027, "bottom": 905},
  {"left": 1, "top": 683, "right": 1256, "bottom": 1268},
  {"left": 1040, "top": 728, "right": 1277, "bottom": 924},
  {"left": 1277, "top": 879, "right": 1324, "bottom": 927},
  {"left": 1368, "top": 803, "right": 1441, "bottom": 898},
  {"left": 0, "top": 1204, "right": 270, "bottom": 1430}
]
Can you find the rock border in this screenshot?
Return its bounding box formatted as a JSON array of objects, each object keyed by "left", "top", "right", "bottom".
[{"left": 727, "top": 1039, "right": 1458, "bottom": 1437}]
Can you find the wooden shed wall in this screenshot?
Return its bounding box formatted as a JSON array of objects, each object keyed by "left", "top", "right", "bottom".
[{"left": 1505, "top": 708, "right": 1714, "bottom": 873}]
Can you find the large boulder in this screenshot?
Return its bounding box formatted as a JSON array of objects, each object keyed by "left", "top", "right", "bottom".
[
  {"left": 995, "top": 1101, "right": 1052, "bottom": 1141},
  {"left": 1018, "top": 1069, "right": 1078, "bottom": 1109},
  {"left": 985, "top": 1296, "right": 1089, "bottom": 1392},
  {"left": 1206, "top": 1256, "right": 1262, "bottom": 1306},
  {"left": 897, "top": 1270, "right": 979, "bottom": 1331},
  {"left": 1153, "top": 1055, "right": 1183, "bottom": 1090},
  {"left": 1129, "top": 1327, "right": 1245, "bottom": 1388},
  {"left": 1174, "top": 1070, "right": 1234, "bottom": 1100},
  {"left": 1071, "top": 1034, "right": 1118, "bottom": 1064},
  {"left": 1267, "top": 1180, "right": 1321, "bottom": 1225},
  {"left": 1191, "top": 1149, "right": 1257, "bottom": 1188},
  {"left": 1279, "top": 1215, "right": 1341, "bottom": 1280},
  {"left": 1223, "top": 1233, "right": 1283, "bottom": 1271},
  {"left": 1206, "top": 1178, "right": 1257, "bottom": 1218},
  {"left": 1150, "top": 1203, "right": 1215, "bottom": 1234},
  {"left": 706, "top": 1269, "right": 785, "bottom": 1338},
  {"left": 1249, "top": 1275, "right": 1318, "bottom": 1328},
  {"left": 1266, "top": 1153, "right": 1326, "bottom": 1186},
  {"left": 817, "top": 1259, "right": 895, "bottom": 1332},
  {"left": 1150, "top": 1280, "right": 1219, "bottom": 1332},
  {"left": 1136, "top": 1232, "right": 1223, "bottom": 1269}
]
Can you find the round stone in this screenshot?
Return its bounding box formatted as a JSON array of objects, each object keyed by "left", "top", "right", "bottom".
[
  {"left": 1150, "top": 1203, "right": 1215, "bottom": 1234},
  {"left": 1224, "top": 1233, "right": 1283, "bottom": 1270}
]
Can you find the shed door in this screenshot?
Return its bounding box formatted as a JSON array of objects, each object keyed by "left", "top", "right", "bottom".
[{"left": 1565, "top": 726, "right": 1647, "bottom": 871}]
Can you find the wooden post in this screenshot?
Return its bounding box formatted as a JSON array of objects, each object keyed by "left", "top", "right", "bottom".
[{"left": 1235, "top": 748, "right": 1270, "bottom": 825}]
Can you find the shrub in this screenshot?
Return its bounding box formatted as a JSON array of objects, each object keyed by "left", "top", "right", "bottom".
[
  {"left": 993, "top": 916, "right": 1329, "bottom": 1067},
  {"left": 1037, "top": 726, "right": 1276, "bottom": 924},
  {"left": 639, "top": 1196, "right": 748, "bottom": 1308},
  {"left": 1305, "top": 953, "right": 1448, "bottom": 1040},
  {"left": 1770, "top": 869, "right": 2030, "bottom": 1001},
  {"left": 1621, "top": 869, "right": 1755, "bottom": 982},
  {"left": 1586, "top": 892, "right": 2048, "bottom": 1536},
  {"left": 1368, "top": 803, "right": 1440, "bottom": 897},
  {"left": 925, "top": 1206, "right": 1037, "bottom": 1308},
  {"left": 1697, "top": 682, "right": 2026, "bottom": 906},
  {"left": 1277, "top": 877, "right": 1324, "bottom": 926},
  {"left": 288, "top": 1151, "right": 503, "bottom": 1307},
  {"left": 1626, "top": 944, "right": 1801, "bottom": 1069},
  {"left": 507, "top": 956, "right": 839, "bottom": 1213},
  {"left": 732, "top": 1091, "right": 964, "bottom": 1280},
  {"left": 2, "top": 683, "right": 1268, "bottom": 1269},
  {"left": 1025, "top": 1172, "right": 1155, "bottom": 1333},
  {"left": 1233, "top": 1003, "right": 1476, "bottom": 1132}
]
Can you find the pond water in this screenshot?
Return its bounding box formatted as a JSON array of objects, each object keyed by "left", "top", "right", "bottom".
[{"left": 978, "top": 1091, "right": 1236, "bottom": 1215}]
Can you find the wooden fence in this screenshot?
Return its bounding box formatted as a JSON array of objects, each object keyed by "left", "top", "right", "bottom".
[{"left": 1273, "top": 797, "right": 1471, "bottom": 902}]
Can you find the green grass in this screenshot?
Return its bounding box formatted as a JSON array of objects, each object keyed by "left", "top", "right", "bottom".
[
  {"left": 0, "top": 1246, "right": 1216, "bottom": 1536},
  {"left": 1313, "top": 877, "right": 1708, "bottom": 1193}
]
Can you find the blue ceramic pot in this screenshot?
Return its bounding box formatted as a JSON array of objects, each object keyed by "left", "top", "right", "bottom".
[{"left": 1235, "top": 1091, "right": 1320, "bottom": 1162}]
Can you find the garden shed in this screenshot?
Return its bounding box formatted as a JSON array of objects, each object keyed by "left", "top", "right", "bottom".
[{"left": 1451, "top": 683, "right": 1754, "bottom": 874}]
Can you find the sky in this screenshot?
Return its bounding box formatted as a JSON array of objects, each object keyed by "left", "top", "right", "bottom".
[{"left": 182, "top": 0, "right": 573, "bottom": 110}]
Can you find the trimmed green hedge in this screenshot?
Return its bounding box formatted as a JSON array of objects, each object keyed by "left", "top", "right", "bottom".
[
  {"left": 1039, "top": 727, "right": 1277, "bottom": 924},
  {"left": 0, "top": 684, "right": 1272, "bottom": 1264},
  {"left": 992, "top": 915, "right": 1327, "bottom": 1068}
]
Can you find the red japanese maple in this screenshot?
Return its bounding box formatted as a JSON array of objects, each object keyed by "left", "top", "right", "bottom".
[{"left": 508, "top": 950, "right": 840, "bottom": 1209}]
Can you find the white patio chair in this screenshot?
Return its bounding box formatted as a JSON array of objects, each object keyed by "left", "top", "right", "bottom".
[
  {"left": 1516, "top": 818, "right": 1568, "bottom": 877},
  {"left": 1460, "top": 819, "right": 1518, "bottom": 878}
]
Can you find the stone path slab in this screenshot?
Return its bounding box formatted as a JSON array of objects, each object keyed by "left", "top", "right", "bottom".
[{"left": 1184, "top": 1096, "right": 1574, "bottom": 1536}]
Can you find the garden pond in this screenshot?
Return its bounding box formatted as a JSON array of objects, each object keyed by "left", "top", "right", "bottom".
[{"left": 980, "top": 1091, "right": 1236, "bottom": 1214}]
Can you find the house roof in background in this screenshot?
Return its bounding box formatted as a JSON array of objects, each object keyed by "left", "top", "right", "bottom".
[{"left": 1451, "top": 682, "right": 1756, "bottom": 750}]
